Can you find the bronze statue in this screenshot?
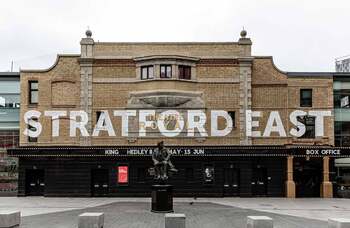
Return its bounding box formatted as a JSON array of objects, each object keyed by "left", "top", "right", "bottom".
[{"left": 151, "top": 141, "right": 177, "bottom": 181}]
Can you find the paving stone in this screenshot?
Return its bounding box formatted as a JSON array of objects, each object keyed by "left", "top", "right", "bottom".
[{"left": 19, "top": 202, "right": 328, "bottom": 228}]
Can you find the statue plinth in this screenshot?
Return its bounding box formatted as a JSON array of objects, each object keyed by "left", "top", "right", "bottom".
[{"left": 151, "top": 184, "right": 173, "bottom": 213}]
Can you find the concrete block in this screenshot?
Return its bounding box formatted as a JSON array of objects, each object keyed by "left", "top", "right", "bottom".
[
  {"left": 0, "top": 211, "right": 20, "bottom": 228},
  {"left": 78, "top": 212, "right": 104, "bottom": 228},
  {"left": 328, "top": 218, "right": 350, "bottom": 228},
  {"left": 247, "top": 216, "right": 273, "bottom": 228},
  {"left": 165, "top": 213, "right": 185, "bottom": 228}
]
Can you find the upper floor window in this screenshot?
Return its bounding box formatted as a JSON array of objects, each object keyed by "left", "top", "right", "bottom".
[
  {"left": 160, "top": 65, "right": 172, "bottom": 78},
  {"left": 179, "top": 65, "right": 191, "bottom": 80},
  {"left": 0, "top": 96, "right": 20, "bottom": 108},
  {"left": 29, "top": 81, "right": 38, "bottom": 104},
  {"left": 28, "top": 117, "right": 38, "bottom": 142},
  {"left": 96, "top": 111, "right": 102, "bottom": 122},
  {"left": 141, "top": 66, "right": 154, "bottom": 80},
  {"left": 96, "top": 111, "right": 106, "bottom": 125},
  {"left": 228, "top": 111, "right": 235, "bottom": 128},
  {"left": 298, "top": 116, "right": 315, "bottom": 138},
  {"left": 300, "top": 89, "right": 312, "bottom": 107}
]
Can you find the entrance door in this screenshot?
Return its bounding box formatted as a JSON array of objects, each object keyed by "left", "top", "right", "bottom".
[
  {"left": 252, "top": 167, "right": 267, "bottom": 196},
  {"left": 294, "top": 159, "right": 321, "bottom": 197},
  {"left": 25, "top": 169, "right": 45, "bottom": 196},
  {"left": 91, "top": 169, "right": 109, "bottom": 197},
  {"left": 223, "top": 167, "right": 240, "bottom": 196}
]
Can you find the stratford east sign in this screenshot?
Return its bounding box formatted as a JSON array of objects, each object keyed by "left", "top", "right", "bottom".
[{"left": 23, "top": 109, "right": 331, "bottom": 138}]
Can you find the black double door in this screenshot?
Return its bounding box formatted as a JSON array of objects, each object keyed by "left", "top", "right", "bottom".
[
  {"left": 91, "top": 169, "right": 109, "bottom": 197},
  {"left": 25, "top": 169, "right": 45, "bottom": 196},
  {"left": 294, "top": 159, "right": 321, "bottom": 197},
  {"left": 223, "top": 167, "right": 240, "bottom": 196},
  {"left": 252, "top": 167, "right": 268, "bottom": 196}
]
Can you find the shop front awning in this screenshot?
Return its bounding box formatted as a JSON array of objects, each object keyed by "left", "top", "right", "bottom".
[{"left": 335, "top": 158, "right": 350, "bottom": 167}]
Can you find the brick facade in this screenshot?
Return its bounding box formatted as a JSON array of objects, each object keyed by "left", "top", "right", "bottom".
[
  {"left": 11, "top": 31, "right": 339, "bottom": 198},
  {"left": 19, "top": 35, "right": 333, "bottom": 147}
]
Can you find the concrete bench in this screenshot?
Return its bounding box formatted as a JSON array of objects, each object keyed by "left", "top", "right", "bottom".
[
  {"left": 165, "top": 213, "right": 186, "bottom": 228},
  {"left": 328, "top": 218, "right": 350, "bottom": 228},
  {"left": 78, "top": 212, "right": 104, "bottom": 228},
  {"left": 247, "top": 216, "right": 273, "bottom": 228},
  {"left": 0, "top": 211, "right": 20, "bottom": 228}
]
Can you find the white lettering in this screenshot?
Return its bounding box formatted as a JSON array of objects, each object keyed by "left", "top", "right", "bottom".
[
  {"left": 187, "top": 110, "right": 208, "bottom": 137},
  {"left": 157, "top": 110, "right": 184, "bottom": 137},
  {"left": 44, "top": 111, "right": 67, "bottom": 137},
  {"left": 263, "top": 111, "right": 286, "bottom": 137},
  {"left": 24, "top": 110, "right": 42, "bottom": 138},
  {"left": 114, "top": 110, "right": 136, "bottom": 137},
  {"left": 70, "top": 111, "right": 89, "bottom": 137},
  {"left": 211, "top": 110, "right": 233, "bottom": 137},
  {"left": 246, "top": 110, "right": 261, "bottom": 137},
  {"left": 139, "top": 110, "right": 156, "bottom": 137},
  {"left": 289, "top": 110, "right": 307, "bottom": 137},
  {"left": 92, "top": 110, "right": 116, "bottom": 136},
  {"left": 309, "top": 110, "right": 332, "bottom": 137}
]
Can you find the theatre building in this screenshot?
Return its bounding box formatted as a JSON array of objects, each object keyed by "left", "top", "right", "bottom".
[{"left": 9, "top": 30, "right": 347, "bottom": 198}]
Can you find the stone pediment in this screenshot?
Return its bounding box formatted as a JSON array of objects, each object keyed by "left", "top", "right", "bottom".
[{"left": 127, "top": 90, "right": 205, "bottom": 109}]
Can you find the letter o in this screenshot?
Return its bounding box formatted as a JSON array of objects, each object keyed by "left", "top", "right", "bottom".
[{"left": 157, "top": 110, "right": 184, "bottom": 137}]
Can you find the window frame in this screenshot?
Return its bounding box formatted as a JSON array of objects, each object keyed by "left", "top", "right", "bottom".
[
  {"left": 160, "top": 64, "right": 172, "bottom": 78},
  {"left": 298, "top": 116, "right": 316, "bottom": 138},
  {"left": 29, "top": 80, "right": 39, "bottom": 105},
  {"left": 27, "top": 117, "right": 38, "bottom": 143},
  {"left": 96, "top": 111, "right": 106, "bottom": 126},
  {"left": 228, "top": 111, "right": 235, "bottom": 128},
  {"left": 141, "top": 65, "right": 154, "bottom": 80},
  {"left": 300, "top": 89, "right": 312, "bottom": 107},
  {"left": 178, "top": 65, "right": 191, "bottom": 80}
]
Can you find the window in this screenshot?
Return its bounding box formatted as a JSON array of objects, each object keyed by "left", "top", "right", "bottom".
[
  {"left": 160, "top": 65, "right": 172, "bottom": 78},
  {"left": 298, "top": 116, "right": 315, "bottom": 138},
  {"left": 96, "top": 111, "right": 105, "bottom": 125},
  {"left": 96, "top": 111, "right": 102, "bottom": 122},
  {"left": 29, "top": 81, "right": 38, "bottom": 104},
  {"left": 0, "top": 95, "right": 20, "bottom": 109},
  {"left": 228, "top": 111, "right": 235, "bottom": 128},
  {"left": 179, "top": 65, "right": 191, "bottom": 80},
  {"left": 300, "top": 89, "right": 312, "bottom": 107},
  {"left": 141, "top": 66, "right": 154, "bottom": 80},
  {"left": 28, "top": 118, "right": 38, "bottom": 142},
  {"left": 0, "top": 96, "right": 5, "bottom": 107},
  {"left": 335, "top": 121, "right": 350, "bottom": 146}
]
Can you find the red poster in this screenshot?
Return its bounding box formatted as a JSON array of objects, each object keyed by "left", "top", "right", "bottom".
[{"left": 118, "top": 166, "right": 128, "bottom": 184}]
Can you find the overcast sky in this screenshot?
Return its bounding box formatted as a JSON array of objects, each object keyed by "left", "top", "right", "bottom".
[{"left": 1, "top": 0, "right": 349, "bottom": 72}]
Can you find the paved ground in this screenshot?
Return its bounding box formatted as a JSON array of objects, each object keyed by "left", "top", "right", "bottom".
[
  {"left": 20, "top": 202, "right": 327, "bottom": 228},
  {"left": 0, "top": 197, "right": 349, "bottom": 227}
]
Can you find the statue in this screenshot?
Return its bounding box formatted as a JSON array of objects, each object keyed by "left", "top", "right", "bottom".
[
  {"left": 150, "top": 141, "right": 177, "bottom": 213},
  {"left": 151, "top": 141, "right": 177, "bottom": 181}
]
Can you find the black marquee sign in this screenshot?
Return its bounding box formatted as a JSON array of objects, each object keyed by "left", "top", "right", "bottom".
[{"left": 7, "top": 146, "right": 350, "bottom": 157}]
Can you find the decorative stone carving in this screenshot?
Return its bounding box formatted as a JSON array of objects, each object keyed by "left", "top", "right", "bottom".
[{"left": 127, "top": 90, "right": 204, "bottom": 109}]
